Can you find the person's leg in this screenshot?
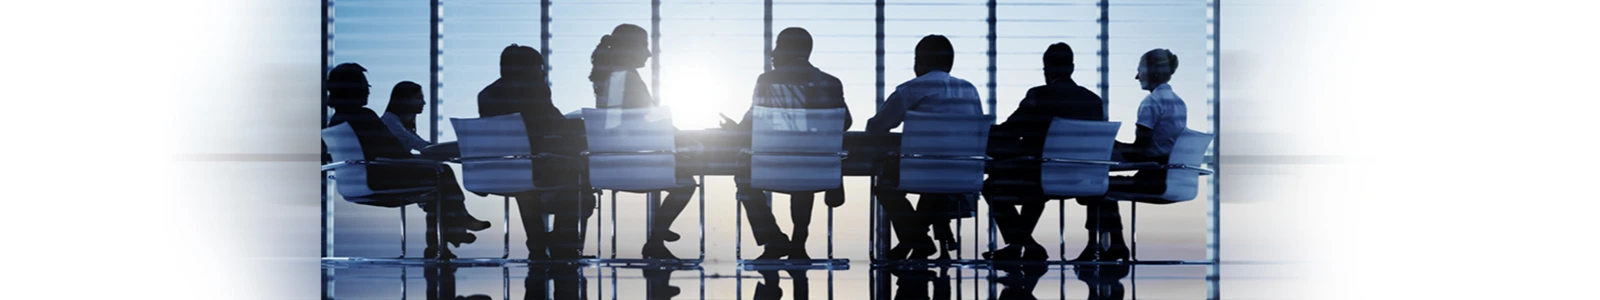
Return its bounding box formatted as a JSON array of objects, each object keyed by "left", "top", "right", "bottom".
[
  {"left": 739, "top": 187, "right": 790, "bottom": 259},
  {"left": 546, "top": 189, "right": 592, "bottom": 259},
  {"left": 879, "top": 188, "right": 933, "bottom": 259},
  {"left": 514, "top": 192, "right": 549, "bottom": 260},
  {"left": 788, "top": 192, "right": 815, "bottom": 259},
  {"left": 643, "top": 180, "right": 696, "bottom": 259}
]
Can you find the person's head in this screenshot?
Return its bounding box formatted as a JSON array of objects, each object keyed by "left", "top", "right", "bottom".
[
  {"left": 385, "top": 81, "right": 424, "bottom": 115},
  {"left": 772, "top": 27, "right": 814, "bottom": 67},
  {"left": 500, "top": 44, "right": 546, "bottom": 81},
  {"left": 325, "top": 63, "right": 370, "bottom": 109},
  {"left": 592, "top": 24, "right": 651, "bottom": 70},
  {"left": 913, "top": 35, "right": 955, "bottom": 76},
  {"left": 1136, "top": 48, "right": 1178, "bottom": 91},
  {"left": 1042, "top": 42, "right": 1075, "bottom": 83}
]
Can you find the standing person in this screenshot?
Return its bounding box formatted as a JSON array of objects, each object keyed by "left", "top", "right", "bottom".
[
  {"left": 588, "top": 24, "right": 700, "bottom": 259},
  {"left": 981, "top": 42, "right": 1107, "bottom": 261},
  {"left": 724, "top": 27, "right": 852, "bottom": 260},
  {"left": 865, "top": 34, "right": 984, "bottom": 260}
]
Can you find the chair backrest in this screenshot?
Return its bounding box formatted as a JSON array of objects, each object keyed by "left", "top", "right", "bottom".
[
  {"left": 451, "top": 113, "right": 537, "bottom": 195},
  {"left": 897, "top": 111, "right": 993, "bottom": 194},
  {"left": 322, "top": 123, "right": 375, "bottom": 199},
  {"left": 582, "top": 107, "right": 679, "bottom": 191},
  {"left": 1039, "top": 118, "right": 1121, "bottom": 197},
  {"left": 749, "top": 107, "right": 847, "bottom": 193},
  {"left": 1157, "top": 129, "right": 1215, "bottom": 201}
]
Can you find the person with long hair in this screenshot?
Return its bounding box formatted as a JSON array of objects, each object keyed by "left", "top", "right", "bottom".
[{"left": 587, "top": 24, "right": 700, "bottom": 260}]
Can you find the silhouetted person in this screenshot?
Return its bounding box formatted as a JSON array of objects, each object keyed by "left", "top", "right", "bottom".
[
  {"left": 982, "top": 43, "right": 1107, "bottom": 261},
  {"left": 1074, "top": 264, "right": 1132, "bottom": 299},
  {"left": 477, "top": 44, "right": 594, "bottom": 260},
  {"left": 424, "top": 264, "right": 492, "bottom": 300},
  {"left": 380, "top": 81, "right": 433, "bottom": 152},
  {"left": 866, "top": 34, "right": 983, "bottom": 260},
  {"left": 323, "top": 63, "right": 486, "bottom": 259},
  {"left": 1089, "top": 49, "right": 1186, "bottom": 262},
  {"left": 724, "top": 27, "right": 853, "bottom": 260},
  {"left": 588, "top": 24, "right": 700, "bottom": 259}
]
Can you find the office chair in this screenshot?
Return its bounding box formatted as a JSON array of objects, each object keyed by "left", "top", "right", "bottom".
[
  {"left": 451, "top": 113, "right": 586, "bottom": 260},
  {"left": 581, "top": 106, "right": 706, "bottom": 264},
  {"left": 738, "top": 107, "right": 849, "bottom": 267},
  {"left": 869, "top": 111, "right": 993, "bottom": 265},
  {"left": 322, "top": 123, "right": 447, "bottom": 260}
]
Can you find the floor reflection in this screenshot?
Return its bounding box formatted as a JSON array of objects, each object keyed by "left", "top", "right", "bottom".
[{"left": 322, "top": 263, "right": 1195, "bottom": 300}]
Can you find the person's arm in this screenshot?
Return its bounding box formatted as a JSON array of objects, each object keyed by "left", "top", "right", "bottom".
[
  {"left": 381, "top": 113, "right": 433, "bottom": 152},
  {"left": 826, "top": 78, "right": 852, "bottom": 129},
  {"left": 866, "top": 90, "right": 908, "bottom": 133},
  {"left": 1120, "top": 97, "right": 1161, "bottom": 161}
]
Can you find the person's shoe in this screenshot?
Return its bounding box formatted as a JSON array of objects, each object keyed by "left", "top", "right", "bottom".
[
  {"left": 445, "top": 232, "right": 477, "bottom": 247},
  {"left": 549, "top": 247, "right": 582, "bottom": 260},
  {"left": 1098, "top": 242, "right": 1130, "bottom": 262},
  {"left": 1020, "top": 243, "right": 1049, "bottom": 261},
  {"left": 451, "top": 217, "right": 491, "bottom": 232},
  {"left": 1068, "top": 245, "right": 1099, "bottom": 262},
  {"left": 641, "top": 242, "right": 680, "bottom": 260},
  {"left": 756, "top": 242, "right": 790, "bottom": 260},
  {"left": 456, "top": 295, "right": 492, "bottom": 300},
  {"left": 788, "top": 247, "right": 811, "bottom": 260},
  {"left": 906, "top": 240, "right": 938, "bottom": 260},
  {"left": 651, "top": 229, "right": 681, "bottom": 242},
  {"left": 983, "top": 245, "right": 1025, "bottom": 260},
  {"left": 936, "top": 237, "right": 958, "bottom": 260}
]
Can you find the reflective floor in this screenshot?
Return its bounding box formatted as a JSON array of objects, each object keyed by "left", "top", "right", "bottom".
[{"left": 321, "top": 262, "right": 1251, "bottom": 300}]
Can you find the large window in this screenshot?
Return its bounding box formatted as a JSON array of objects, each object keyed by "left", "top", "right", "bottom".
[{"left": 325, "top": 0, "right": 431, "bottom": 258}]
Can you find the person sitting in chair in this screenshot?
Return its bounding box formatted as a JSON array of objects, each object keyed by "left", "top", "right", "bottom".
[
  {"left": 983, "top": 42, "right": 1107, "bottom": 261},
  {"left": 866, "top": 34, "right": 984, "bottom": 260},
  {"left": 324, "top": 63, "right": 488, "bottom": 260},
  {"left": 1085, "top": 48, "right": 1188, "bottom": 262},
  {"left": 723, "top": 27, "right": 853, "bottom": 260}
]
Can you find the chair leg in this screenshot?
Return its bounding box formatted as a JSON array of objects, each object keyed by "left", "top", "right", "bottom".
[
  {"left": 736, "top": 192, "right": 744, "bottom": 260},
  {"left": 827, "top": 205, "right": 835, "bottom": 260},
  {"left": 503, "top": 196, "right": 510, "bottom": 259},
  {"left": 699, "top": 175, "right": 707, "bottom": 261},
  {"left": 610, "top": 192, "right": 618, "bottom": 260},
  {"left": 1059, "top": 199, "right": 1066, "bottom": 262},
  {"left": 1131, "top": 202, "right": 1138, "bottom": 262},
  {"left": 399, "top": 207, "right": 407, "bottom": 259}
]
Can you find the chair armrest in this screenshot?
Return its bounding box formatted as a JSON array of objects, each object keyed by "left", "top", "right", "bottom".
[
  {"left": 1041, "top": 158, "right": 1120, "bottom": 166},
  {"left": 580, "top": 150, "right": 676, "bottom": 157},
  {"left": 320, "top": 160, "right": 353, "bottom": 171},
  {"left": 1109, "top": 162, "right": 1161, "bottom": 171},
  {"left": 900, "top": 153, "right": 992, "bottom": 161}
]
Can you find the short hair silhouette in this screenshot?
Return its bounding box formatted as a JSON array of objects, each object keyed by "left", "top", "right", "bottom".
[
  {"left": 386, "top": 81, "right": 424, "bottom": 114},
  {"left": 326, "top": 63, "right": 369, "bottom": 108},
  {"left": 1139, "top": 48, "right": 1178, "bottom": 84},
  {"left": 773, "top": 27, "right": 813, "bottom": 61},
  {"left": 914, "top": 34, "right": 955, "bottom": 73},
  {"left": 1043, "top": 42, "right": 1074, "bottom": 76},
  {"left": 500, "top": 44, "right": 544, "bottom": 80}
]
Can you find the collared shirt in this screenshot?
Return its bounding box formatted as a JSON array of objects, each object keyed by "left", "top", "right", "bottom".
[
  {"left": 1135, "top": 83, "right": 1187, "bottom": 158},
  {"left": 866, "top": 70, "right": 984, "bottom": 133},
  {"left": 380, "top": 112, "right": 432, "bottom": 152},
  {"left": 737, "top": 61, "right": 852, "bottom": 129}
]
